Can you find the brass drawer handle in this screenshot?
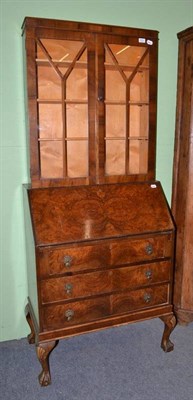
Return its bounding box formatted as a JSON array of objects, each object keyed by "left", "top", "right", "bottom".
[
  {"left": 144, "top": 293, "right": 152, "bottom": 303},
  {"left": 145, "top": 244, "right": 153, "bottom": 255},
  {"left": 65, "top": 309, "right": 74, "bottom": 321},
  {"left": 65, "top": 283, "right": 73, "bottom": 295},
  {"left": 145, "top": 270, "right": 152, "bottom": 279},
  {"left": 63, "top": 255, "right": 72, "bottom": 268}
]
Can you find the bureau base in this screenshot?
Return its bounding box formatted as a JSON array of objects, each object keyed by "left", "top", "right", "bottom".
[{"left": 25, "top": 302, "right": 176, "bottom": 386}]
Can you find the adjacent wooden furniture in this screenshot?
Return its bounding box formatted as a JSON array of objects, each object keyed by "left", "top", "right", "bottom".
[
  {"left": 22, "top": 17, "right": 176, "bottom": 386},
  {"left": 171, "top": 27, "right": 193, "bottom": 325}
]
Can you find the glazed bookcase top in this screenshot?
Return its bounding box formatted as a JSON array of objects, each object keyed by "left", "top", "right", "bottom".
[{"left": 22, "top": 17, "right": 158, "bottom": 188}]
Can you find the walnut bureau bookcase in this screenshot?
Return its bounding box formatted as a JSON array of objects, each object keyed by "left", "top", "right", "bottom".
[{"left": 22, "top": 17, "right": 176, "bottom": 386}]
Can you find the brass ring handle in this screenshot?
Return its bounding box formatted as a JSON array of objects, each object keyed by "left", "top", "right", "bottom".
[
  {"left": 145, "top": 244, "right": 153, "bottom": 255},
  {"left": 63, "top": 255, "right": 72, "bottom": 268},
  {"left": 144, "top": 293, "right": 151, "bottom": 303},
  {"left": 65, "top": 283, "right": 73, "bottom": 295},
  {"left": 65, "top": 309, "right": 74, "bottom": 321}
]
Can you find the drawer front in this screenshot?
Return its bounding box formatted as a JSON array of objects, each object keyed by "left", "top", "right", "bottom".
[
  {"left": 112, "top": 261, "right": 171, "bottom": 291},
  {"left": 41, "top": 270, "right": 112, "bottom": 303},
  {"left": 41, "top": 261, "right": 171, "bottom": 304},
  {"left": 42, "top": 296, "right": 110, "bottom": 330},
  {"left": 42, "top": 284, "right": 169, "bottom": 330},
  {"left": 38, "top": 233, "right": 172, "bottom": 278},
  {"left": 112, "top": 284, "right": 169, "bottom": 315},
  {"left": 110, "top": 234, "right": 172, "bottom": 266},
  {"left": 38, "top": 244, "right": 110, "bottom": 278}
]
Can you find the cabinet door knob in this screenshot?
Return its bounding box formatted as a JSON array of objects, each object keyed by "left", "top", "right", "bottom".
[
  {"left": 144, "top": 293, "right": 152, "bottom": 303},
  {"left": 65, "top": 309, "right": 74, "bottom": 321},
  {"left": 63, "top": 255, "right": 72, "bottom": 268},
  {"left": 145, "top": 270, "right": 152, "bottom": 279},
  {"left": 65, "top": 283, "right": 73, "bottom": 295},
  {"left": 145, "top": 244, "right": 153, "bottom": 255}
]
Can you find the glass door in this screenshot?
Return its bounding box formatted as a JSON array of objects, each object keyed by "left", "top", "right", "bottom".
[
  {"left": 96, "top": 34, "right": 156, "bottom": 182},
  {"left": 36, "top": 36, "right": 90, "bottom": 180}
]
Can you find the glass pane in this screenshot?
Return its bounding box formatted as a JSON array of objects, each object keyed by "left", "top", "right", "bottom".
[
  {"left": 66, "top": 50, "right": 87, "bottom": 100},
  {"left": 66, "top": 104, "right": 88, "bottom": 138},
  {"left": 38, "top": 66, "right": 61, "bottom": 100},
  {"left": 40, "top": 141, "right": 63, "bottom": 178},
  {"left": 38, "top": 39, "right": 86, "bottom": 74},
  {"left": 130, "top": 70, "right": 149, "bottom": 103},
  {"left": 104, "top": 42, "right": 149, "bottom": 177},
  {"left": 105, "top": 70, "right": 125, "bottom": 102},
  {"left": 39, "top": 104, "right": 63, "bottom": 139},
  {"left": 67, "top": 140, "right": 88, "bottom": 177},
  {"left": 107, "top": 44, "right": 148, "bottom": 67},
  {"left": 105, "top": 140, "right": 125, "bottom": 175},
  {"left": 129, "top": 105, "right": 149, "bottom": 137},
  {"left": 105, "top": 105, "right": 125, "bottom": 137},
  {"left": 128, "top": 139, "right": 148, "bottom": 174}
]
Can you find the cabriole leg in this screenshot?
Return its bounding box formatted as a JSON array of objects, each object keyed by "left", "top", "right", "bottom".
[
  {"left": 160, "top": 314, "right": 176, "bottom": 352},
  {"left": 36, "top": 341, "right": 58, "bottom": 386},
  {"left": 25, "top": 304, "right": 35, "bottom": 344}
]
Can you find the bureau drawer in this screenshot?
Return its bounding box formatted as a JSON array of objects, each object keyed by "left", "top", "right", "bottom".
[
  {"left": 112, "top": 284, "right": 169, "bottom": 315},
  {"left": 38, "top": 244, "right": 110, "bottom": 278},
  {"left": 42, "top": 296, "right": 110, "bottom": 330},
  {"left": 110, "top": 235, "right": 172, "bottom": 266},
  {"left": 41, "top": 284, "right": 169, "bottom": 330},
  {"left": 40, "top": 261, "right": 171, "bottom": 304},
  {"left": 38, "top": 234, "right": 172, "bottom": 278}
]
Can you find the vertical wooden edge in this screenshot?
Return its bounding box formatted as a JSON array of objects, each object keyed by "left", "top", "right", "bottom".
[
  {"left": 171, "top": 28, "right": 193, "bottom": 317},
  {"left": 87, "top": 34, "right": 97, "bottom": 183},
  {"left": 24, "top": 28, "right": 40, "bottom": 183},
  {"left": 148, "top": 38, "right": 158, "bottom": 180},
  {"left": 95, "top": 35, "right": 105, "bottom": 183},
  {"left": 171, "top": 39, "right": 185, "bottom": 214}
]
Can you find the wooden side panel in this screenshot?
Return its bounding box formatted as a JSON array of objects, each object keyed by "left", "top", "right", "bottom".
[
  {"left": 180, "top": 38, "right": 193, "bottom": 310},
  {"left": 23, "top": 186, "right": 39, "bottom": 326},
  {"left": 171, "top": 27, "right": 193, "bottom": 323}
]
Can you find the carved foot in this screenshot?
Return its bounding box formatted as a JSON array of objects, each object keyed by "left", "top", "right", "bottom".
[
  {"left": 25, "top": 304, "right": 35, "bottom": 344},
  {"left": 36, "top": 341, "right": 58, "bottom": 386},
  {"left": 160, "top": 313, "right": 176, "bottom": 352}
]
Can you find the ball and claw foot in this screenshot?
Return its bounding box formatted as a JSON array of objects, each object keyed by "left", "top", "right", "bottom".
[
  {"left": 36, "top": 341, "right": 57, "bottom": 387},
  {"left": 161, "top": 338, "right": 174, "bottom": 353},
  {"left": 39, "top": 370, "right": 51, "bottom": 387}
]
